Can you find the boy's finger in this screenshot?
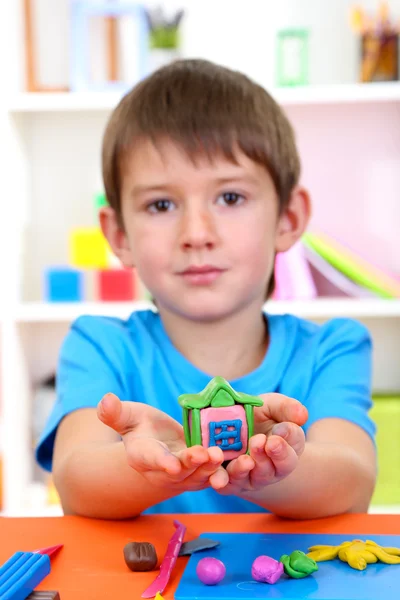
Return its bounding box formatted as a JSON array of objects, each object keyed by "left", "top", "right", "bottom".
[
  {"left": 225, "top": 454, "right": 254, "bottom": 486},
  {"left": 248, "top": 435, "right": 276, "bottom": 486},
  {"left": 125, "top": 437, "right": 182, "bottom": 475},
  {"left": 255, "top": 394, "right": 308, "bottom": 427},
  {"left": 166, "top": 445, "right": 224, "bottom": 485},
  {"left": 265, "top": 435, "right": 298, "bottom": 479},
  {"left": 271, "top": 422, "right": 306, "bottom": 456},
  {"left": 97, "top": 393, "right": 148, "bottom": 436},
  {"left": 180, "top": 451, "right": 226, "bottom": 489},
  {"left": 176, "top": 445, "right": 211, "bottom": 470},
  {"left": 209, "top": 467, "right": 229, "bottom": 490}
]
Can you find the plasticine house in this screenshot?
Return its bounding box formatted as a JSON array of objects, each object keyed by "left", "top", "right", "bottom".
[{"left": 178, "top": 376, "right": 263, "bottom": 461}]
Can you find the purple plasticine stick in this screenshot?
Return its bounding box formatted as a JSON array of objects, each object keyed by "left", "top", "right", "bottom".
[{"left": 141, "top": 520, "right": 186, "bottom": 598}]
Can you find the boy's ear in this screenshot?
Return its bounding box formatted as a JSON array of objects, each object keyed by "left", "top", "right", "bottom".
[
  {"left": 275, "top": 186, "right": 311, "bottom": 253},
  {"left": 99, "top": 207, "right": 134, "bottom": 268}
]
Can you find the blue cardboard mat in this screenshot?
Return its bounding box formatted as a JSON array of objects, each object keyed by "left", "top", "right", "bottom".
[{"left": 175, "top": 532, "right": 400, "bottom": 599}]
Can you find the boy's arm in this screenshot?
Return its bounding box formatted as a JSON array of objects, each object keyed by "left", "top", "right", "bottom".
[
  {"left": 238, "top": 417, "right": 376, "bottom": 518},
  {"left": 53, "top": 397, "right": 229, "bottom": 519},
  {"left": 218, "top": 319, "right": 377, "bottom": 518},
  {"left": 52, "top": 408, "right": 179, "bottom": 519}
]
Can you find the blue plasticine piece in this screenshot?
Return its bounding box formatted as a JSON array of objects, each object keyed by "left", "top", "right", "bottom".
[
  {"left": 209, "top": 420, "right": 242, "bottom": 451},
  {"left": 0, "top": 552, "right": 51, "bottom": 600}
]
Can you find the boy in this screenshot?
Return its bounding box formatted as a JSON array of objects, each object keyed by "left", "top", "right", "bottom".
[{"left": 36, "top": 59, "right": 376, "bottom": 520}]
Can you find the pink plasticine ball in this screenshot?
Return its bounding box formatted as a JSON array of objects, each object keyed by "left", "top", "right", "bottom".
[
  {"left": 196, "top": 557, "right": 226, "bottom": 585},
  {"left": 251, "top": 555, "right": 284, "bottom": 584}
]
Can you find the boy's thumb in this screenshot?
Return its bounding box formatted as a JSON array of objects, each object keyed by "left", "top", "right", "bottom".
[{"left": 97, "top": 393, "right": 138, "bottom": 436}]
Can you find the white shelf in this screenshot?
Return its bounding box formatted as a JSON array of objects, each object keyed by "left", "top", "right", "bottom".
[
  {"left": 369, "top": 505, "right": 400, "bottom": 515},
  {"left": 2, "top": 298, "right": 400, "bottom": 323},
  {"left": 7, "top": 91, "right": 125, "bottom": 113},
  {"left": 7, "top": 82, "right": 400, "bottom": 113},
  {"left": 274, "top": 81, "right": 400, "bottom": 105},
  {"left": 12, "top": 300, "right": 154, "bottom": 323},
  {"left": 267, "top": 298, "right": 400, "bottom": 319}
]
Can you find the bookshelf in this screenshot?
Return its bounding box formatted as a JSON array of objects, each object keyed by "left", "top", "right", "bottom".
[{"left": 1, "top": 0, "right": 400, "bottom": 516}]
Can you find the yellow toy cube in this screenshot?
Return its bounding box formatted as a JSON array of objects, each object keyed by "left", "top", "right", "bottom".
[{"left": 69, "top": 227, "right": 109, "bottom": 269}]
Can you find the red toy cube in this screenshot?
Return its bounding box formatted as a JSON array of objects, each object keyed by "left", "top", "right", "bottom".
[{"left": 97, "top": 268, "right": 135, "bottom": 301}]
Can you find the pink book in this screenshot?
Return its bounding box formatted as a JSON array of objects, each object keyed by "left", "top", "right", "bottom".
[{"left": 273, "top": 241, "right": 317, "bottom": 300}]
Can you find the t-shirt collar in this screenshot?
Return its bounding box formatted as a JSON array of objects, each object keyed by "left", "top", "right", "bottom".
[{"left": 152, "top": 311, "right": 296, "bottom": 394}]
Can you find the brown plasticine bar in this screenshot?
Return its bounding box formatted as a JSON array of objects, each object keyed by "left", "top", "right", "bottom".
[{"left": 26, "top": 592, "right": 60, "bottom": 600}]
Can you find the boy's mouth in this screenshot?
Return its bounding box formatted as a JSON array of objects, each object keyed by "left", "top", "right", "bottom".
[{"left": 179, "top": 265, "right": 225, "bottom": 285}]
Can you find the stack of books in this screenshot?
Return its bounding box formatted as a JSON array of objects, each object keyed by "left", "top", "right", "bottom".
[{"left": 272, "top": 231, "right": 400, "bottom": 301}]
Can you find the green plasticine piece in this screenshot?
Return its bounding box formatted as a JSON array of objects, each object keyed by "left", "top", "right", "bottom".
[
  {"left": 280, "top": 550, "right": 318, "bottom": 579},
  {"left": 178, "top": 376, "right": 263, "bottom": 411}
]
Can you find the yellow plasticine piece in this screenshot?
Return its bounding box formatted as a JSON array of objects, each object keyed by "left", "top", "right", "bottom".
[
  {"left": 306, "top": 542, "right": 349, "bottom": 562},
  {"left": 154, "top": 593, "right": 165, "bottom": 600},
  {"left": 69, "top": 227, "right": 109, "bottom": 269},
  {"left": 366, "top": 540, "right": 400, "bottom": 556},
  {"left": 307, "top": 539, "right": 400, "bottom": 571},
  {"left": 338, "top": 546, "right": 376, "bottom": 571}
]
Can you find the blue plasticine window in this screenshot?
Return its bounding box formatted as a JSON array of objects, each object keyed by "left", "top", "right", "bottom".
[{"left": 209, "top": 419, "right": 243, "bottom": 451}]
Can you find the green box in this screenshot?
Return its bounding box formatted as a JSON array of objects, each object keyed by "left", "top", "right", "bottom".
[{"left": 370, "top": 394, "right": 400, "bottom": 506}]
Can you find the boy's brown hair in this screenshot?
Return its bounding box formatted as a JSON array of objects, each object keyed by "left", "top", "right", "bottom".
[{"left": 102, "top": 58, "right": 301, "bottom": 296}]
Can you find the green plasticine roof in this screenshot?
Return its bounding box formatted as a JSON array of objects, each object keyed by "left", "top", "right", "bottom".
[{"left": 178, "top": 376, "right": 263, "bottom": 410}]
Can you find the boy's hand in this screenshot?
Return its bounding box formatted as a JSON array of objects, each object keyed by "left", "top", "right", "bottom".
[
  {"left": 216, "top": 393, "right": 308, "bottom": 496},
  {"left": 97, "top": 393, "right": 229, "bottom": 492}
]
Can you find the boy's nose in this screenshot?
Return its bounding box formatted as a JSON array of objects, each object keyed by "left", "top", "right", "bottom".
[{"left": 179, "top": 207, "right": 218, "bottom": 250}]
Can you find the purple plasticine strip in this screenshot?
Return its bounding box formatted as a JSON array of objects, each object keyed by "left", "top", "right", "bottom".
[
  {"left": 0, "top": 552, "right": 51, "bottom": 600},
  {"left": 141, "top": 520, "right": 186, "bottom": 598}
]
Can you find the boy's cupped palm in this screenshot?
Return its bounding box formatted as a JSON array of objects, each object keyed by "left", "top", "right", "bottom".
[{"left": 97, "top": 392, "right": 308, "bottom": 495}]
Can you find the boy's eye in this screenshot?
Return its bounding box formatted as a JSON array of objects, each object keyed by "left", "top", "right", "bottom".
[
  {"left": 217, "top": 192, "right": 244, "bottom": 206},
  {"left": 147, "top": 199, "right": 174, "bottom": 213}
]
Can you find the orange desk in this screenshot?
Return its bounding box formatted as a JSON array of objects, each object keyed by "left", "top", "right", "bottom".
[{"left": 0, "top": 513, "right": 399, "bottom": 600}]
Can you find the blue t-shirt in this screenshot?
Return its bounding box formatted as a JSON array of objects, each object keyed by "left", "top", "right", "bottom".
[{"left": 36, "top": 309, "right": 375, "bottom": 514}]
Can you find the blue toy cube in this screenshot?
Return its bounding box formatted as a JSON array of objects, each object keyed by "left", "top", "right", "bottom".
[{"left": 45, "top": 267, "right": 84, "bottom": 302}]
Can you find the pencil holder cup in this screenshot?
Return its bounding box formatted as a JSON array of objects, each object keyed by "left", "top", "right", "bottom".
[{"left": 360, "top": 32, "right": 399, "bottom": 82}]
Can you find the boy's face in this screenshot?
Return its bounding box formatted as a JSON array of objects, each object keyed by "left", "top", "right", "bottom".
[{"left": 101, "top": 138, "right": 309, "bottom": 322}]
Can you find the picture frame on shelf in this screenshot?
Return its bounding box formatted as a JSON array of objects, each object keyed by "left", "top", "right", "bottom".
[
  {"left": 276, "top": 28, "right": 309, "bottom": 87},
  {"left": 23, "top": 0, "right": 69, "bottom": 92},
  {"left": 70, "top": 0, "right": 149, "bottom": 92}
]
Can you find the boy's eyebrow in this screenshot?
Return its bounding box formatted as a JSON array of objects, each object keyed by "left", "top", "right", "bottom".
[
  {"left": 213, "top": 175, "right": 260, "bottom": 186},
  {"left": 130, "top": 175, "right": 260, "bottom": 197},
  {"left": 130, "top": 184, "right": 173, "bottom": 196}
]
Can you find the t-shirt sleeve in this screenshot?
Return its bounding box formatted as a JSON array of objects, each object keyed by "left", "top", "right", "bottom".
[
  {"left": 35, "top": 316, "right": 128, "bottom": 472},
  {"left": 304, "top": 318, "right": 376, "bottom": 443}
]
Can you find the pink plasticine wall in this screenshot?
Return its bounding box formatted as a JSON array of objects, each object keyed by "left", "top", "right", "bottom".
[{"left": 200, "top": 406, "right": 248, "bottom": 460}]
